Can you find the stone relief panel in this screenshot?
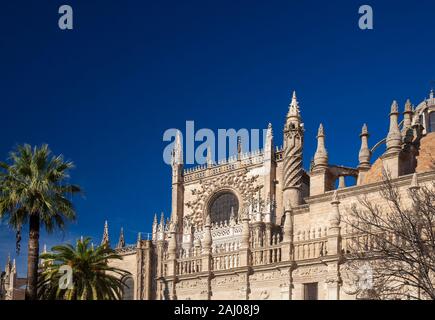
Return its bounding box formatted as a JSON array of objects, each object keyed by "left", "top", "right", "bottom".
[
  {"left": 292, "top": 265, "right": 328, "bottom": 282},
  {"left": 250, "top": 269, "right": 289, "bottom": 282}
]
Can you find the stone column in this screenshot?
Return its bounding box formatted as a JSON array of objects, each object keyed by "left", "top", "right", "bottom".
[
  {"left": 326, "top": 191, "right": 342, "bottom": 300},
  {"left": 201, "top": 215, "right": 212, "bottom": 272},
  {"left": 239, "top": 212, "right": 250, "bottom": 267},
  {"left": 281, "top": 202, "right": 293, "bottom": 262}
]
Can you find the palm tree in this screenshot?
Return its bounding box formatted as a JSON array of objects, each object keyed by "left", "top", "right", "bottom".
[
  {"left": 38, "top": 237, "right": 131, "bottom": 300},
  {"left": 0, "top": 144, "right": 81, "bottom": 300}
]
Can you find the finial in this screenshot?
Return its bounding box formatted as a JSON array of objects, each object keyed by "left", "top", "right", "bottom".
[
  {"left": 172, "top": 130, "right": 183, "bottom": 166},
  {"left": 43, "top": 244, "right": 47, "bottom": 253},
  {"left": 317, "top": 123, "right": 325, "bottom": 137},
  {"left": 409, "top": 173, "right": 420, "bottom": 190},
  {"left": 430, "top": 88, "right": 434, "bottom": 99},
  {"left": 101, "top": 220, "right": 109, "bottom": 247},
  {"left": 386, "top": 100, "right": 402, "bottom": 153},
  {"left": 117, "top": 227, "right": 125, "bottom": 248},
  {"left": 313, "top": 123, "right": 328, "bottom": 169},
  {"left": 287, "top": 90, "right": 301, "bottom": 119},
  {"left": 137, "top": 232, "right": 142, "bottom": 242},
  {"left": 359, "top": 123, "right": 371, "bottom": 168},
  {"left": 404, "top": 99, "right": 412, "bottom": 112},
  {"left": 361, "top": 123, "right": 368, "bottom": 135},
  {"left": 390, "top": 100, "right": 399, "bottom": 114},
  {"left": 153, "top": 213, "right": 158, "bottom": 225}
]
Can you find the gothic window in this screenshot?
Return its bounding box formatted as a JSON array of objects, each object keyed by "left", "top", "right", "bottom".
[
  {"left": 304, "top": 282, "right": 318, "bottom": 300},
  {"left": 429, "top": 111, "right": 435, "bottom": 132},
  {"left": 122, "top": 275, "right": 134, "bottom": 300},
  {"left": 209, "top": 192, "right": 239, "bottom": 224}
]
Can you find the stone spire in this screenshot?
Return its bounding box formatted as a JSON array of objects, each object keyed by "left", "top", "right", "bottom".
[
  {"left": 430, "top": 88, "right": 434, "bottom": 100},
  {"left": 358, "top": 124, "right": 371, "bottom": 169},
  {"left": 264, "top": 123, "right": 274, "bottom": 160},
  {"left": 172, "top": 130, "right": 183, "bottom": 166},
  {"left": 171, "top": 131, "right": 184, "bottom": 231},
  {"left": 101, "top": 220, "right": 109, "bottom": 247},
  {"left": 152, "top": 213, "right": 158, "bottom": 240},
  {"left": 117, "top": 227, "right": 125, "bottom": 248},
  {"left": 159, "top": 212, "right": 165, "bottom": 230},
  {"left": 287, "top": 91, "right": 301, "bottom": 120},
  {"left": 313, "top": 123, "right": 328, "bottom": 169},
  {"left": 152, "top": 213, "right": 158, "bottom": 230},
  {"left": 283, "top": 90, "right": 304, "bottom": 208},
  {"left": 409, "top": 173, "right": 420, "bottom": 190},
  {"left": 386, "top": 100, "right": 402, "bottom": 153}
]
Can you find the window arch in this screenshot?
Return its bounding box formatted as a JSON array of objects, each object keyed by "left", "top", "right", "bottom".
[{"left": 208, "top": 191, "right": 239, "bottom": 224}]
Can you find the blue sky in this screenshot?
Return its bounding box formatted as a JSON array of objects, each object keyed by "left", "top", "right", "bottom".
[{"left": 1, "top": 0, "right": 434, "bottom": 276}]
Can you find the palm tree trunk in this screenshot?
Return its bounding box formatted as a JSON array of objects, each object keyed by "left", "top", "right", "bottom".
[{"left": 25, "top": 214, "right": 40, "bottom": 300}]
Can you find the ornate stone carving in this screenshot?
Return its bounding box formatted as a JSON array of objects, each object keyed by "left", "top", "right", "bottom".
[
  {"left": 186, "top": 171, "right": 259, "bottom": 226},
  {"left": 293, "top": 266, "right": 327, "bottom": 278}
]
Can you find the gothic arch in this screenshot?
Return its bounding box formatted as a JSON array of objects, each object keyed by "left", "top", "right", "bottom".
[{"left": 204, "top": 187, "right": 242, "bottom": 224}]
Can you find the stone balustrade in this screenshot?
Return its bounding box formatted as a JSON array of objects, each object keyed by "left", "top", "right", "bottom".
[
  {"left": 294, "top": 238, "right": 328, "bottom": 260},
  {"left": 212, "top": 252, "right": 240, "bottom": 271},
  {"left": 251, "top": 244, "right": 282, "bottom": 266}
]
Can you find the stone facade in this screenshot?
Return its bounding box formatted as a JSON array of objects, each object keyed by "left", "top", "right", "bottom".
[
  {"left": 0, "top": 256, "right": 25, "bottom": 300},
  {"left": 107, "top": 90, "right": 435, "bottom": 300},
  {"left": 5, "top": 90, "right": 433, "bottom": 300}
]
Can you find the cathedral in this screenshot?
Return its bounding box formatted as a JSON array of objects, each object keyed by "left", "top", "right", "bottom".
[
  {"left": 104, "top": 90, "right": 435, "bottom": 300},
  {"left": 2, "top": 90, "right": 435, "bottom": 300}
]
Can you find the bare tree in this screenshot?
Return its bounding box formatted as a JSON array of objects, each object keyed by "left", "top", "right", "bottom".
[{"left": 342, "top": 172, "right": 435, "bottom": 300}]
